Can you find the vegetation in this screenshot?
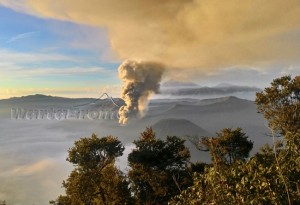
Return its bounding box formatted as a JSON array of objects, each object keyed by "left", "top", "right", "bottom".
[
  {"left": 170, "top": 75, "right": 300, "bottom": 205},
  {"left": 201, "top": 128, "right": 253, "bottom": 165},
  {"left": 50, "top": 134, "right": 134, "bottom": 205},
  {"left": 128, "top": 128, "right": 192, "bottom": 204},
  {"left": 256, "top": 75, "right": 300, "bottom": 135},
  {"left": 51, "top": 75, "right": 299, "bottom": 205}
]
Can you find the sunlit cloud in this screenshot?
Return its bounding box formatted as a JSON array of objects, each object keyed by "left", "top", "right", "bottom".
[
  {"left": 0, "top": 48, "right": 119, "bottom": 99},
  {"left": 0, "top": 48, "right": 116, "bottom": 78},
  {"left": 0, "top": 64, "right": 111, "bottom": 77},
  {"left": 0, "top": 49, "right": 73, "bottom": 63},
  {"left": 1, "top": 0, "right": 299, "bottom": 75},
  {"left": 12, "top": 159, "right": 55, "bottom": 176},
  {"left": 8, "top": 31, "right": 36, "bottom": 43},
  {"left": 0, "top": 84, "right": 121, "bottom": 99}
]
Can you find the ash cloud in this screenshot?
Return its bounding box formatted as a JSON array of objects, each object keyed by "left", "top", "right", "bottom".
[
  {"left": 118, "top": 60, "right": 165, "bottom": 124},
  {"left": 1, "top": 0, "right": 299, "bottom": 77}
]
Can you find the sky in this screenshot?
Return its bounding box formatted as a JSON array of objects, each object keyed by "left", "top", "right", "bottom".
[
  {"left": 0, "top": 1, "right": 299, "bottom": 204},
  {"left": 0, "top": 0, "right": 299, "bottom": 99},
  {"left": 0, "top": 5, "right": 121, "bottom": 99}
]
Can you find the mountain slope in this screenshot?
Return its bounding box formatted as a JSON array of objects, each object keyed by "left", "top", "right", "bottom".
[
  {"left": 0, "top": 94, "right": 125, "bottom": 117},
  {"left": 152, "top": 118, "right": 211, "bottom": 138},
  {"left": 152, "top": 118, "right": 212, "bottom": 162}
]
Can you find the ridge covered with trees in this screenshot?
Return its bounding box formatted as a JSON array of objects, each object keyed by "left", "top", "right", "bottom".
[{"left": 50, "top": 75, "right": 300, "bottom": 205}]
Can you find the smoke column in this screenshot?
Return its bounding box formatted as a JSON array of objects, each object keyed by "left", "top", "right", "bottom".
[{"left": 118, "top": 60, "right": 165, "bottom": 124}]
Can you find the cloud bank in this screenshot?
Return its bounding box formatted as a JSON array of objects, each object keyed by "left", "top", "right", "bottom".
[{"left": 0, "top": 0, "right": 299, "bottom": 76}]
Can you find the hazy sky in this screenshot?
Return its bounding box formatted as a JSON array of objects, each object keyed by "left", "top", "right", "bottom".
[
  {"left": 0, "top": 0, "right": 299, "bottom": 99},
  {"left": 0, "top": 5, "right": 120, "bottom": 99}
]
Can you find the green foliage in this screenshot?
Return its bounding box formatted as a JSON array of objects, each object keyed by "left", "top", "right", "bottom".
[
  {"left": 201, "top": 128, "right": 253, "bottom": 165},
  {"left": 50, "top": 195, "right": 71, "bottom": 205},
  {"left": 128, "top": 128, "right": 192, "bottom": 205},
  {"left": 50, "top": 134, "right": 134, "bottom": 205},
  {"left": 51, "top": 75, "right": 300, "bottom": 205},
  {"left": 256, "top": 75, "right": 300, "bottom": 135},
  {"left": 190, "top": 162, "right": 209, "bottom": 174},
  {"left": 67, "top": 134, "right": 124, "bottom": 170},
  {"left": 171, "top": 76, "right": 300, "bottom": 205},
  {"left": 171, "top": 136, "right": 300, "bottom": 204}
]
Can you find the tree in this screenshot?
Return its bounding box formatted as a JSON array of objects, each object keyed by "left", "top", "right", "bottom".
[
  {"left": 171, "top": 76, "right": 300, "bottom": 205},
  {"left": 128, "top": 128, "right": 192, "bottom": 205},
  {"left": 67, "top": 134, "right": 124, "bottom": 170},
  {"left": 256, "top": 75, "right": 300, "bottom": 135},
  {"left": 50, "top": 134, "right": 134, "bottom": 205},
  {"left": 201, "top": 128, "right": 253, "bottom": 166},
  {"left": 170, "top": 140, "right": 300, "bottom": 205}
]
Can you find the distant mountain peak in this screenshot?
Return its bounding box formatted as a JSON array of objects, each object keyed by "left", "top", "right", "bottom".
[
  {"left": 14, "top": 94, "right": 69, "bottom": 100},
  {"left": 25, "top": 94, "right": 52, "bottom": 98},
  {"left": 152, "top": 118, "right": 211, "bottom": 138},
  {"left": 161, "top": 84, "right": 261, "bottom": 96},
  {"left": 161, "top": 80, "right": 199, "bottom": 87},
  {"left": 214, "top": 83, "right": 234, "bottom": 87},
  {"left": 8, "top": 94, "right": 54, "bottom": 100}
]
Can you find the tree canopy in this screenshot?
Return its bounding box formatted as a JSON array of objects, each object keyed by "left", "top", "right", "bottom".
[
  {"left": 256, "top": 75, "right": 300, "bottom": 135},
  {"left": 128, "top": 127, "right": 192, "bottom": 205},
  {"left": 201, "top": 128, "right": 253, "bottom": 165},
  {"left": 171, "top": 75, "right": 300, "bottom": 204},
  {"left": 51, "top": 75, "right": 300, "bottom": 205},
  {"left": 50, "top": 134, "right": 133, "bottom": 205}
]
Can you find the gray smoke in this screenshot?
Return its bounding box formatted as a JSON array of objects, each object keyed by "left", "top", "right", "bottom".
[{"left": 118, "top": 60, "right": 165, "bottom": 124}]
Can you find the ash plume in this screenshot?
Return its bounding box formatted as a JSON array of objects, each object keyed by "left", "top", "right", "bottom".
[
  {"left": 2, "top": 0, "right": 299, "bottom": 78},
  {"left": 118, "top": 60, "right": 165, "bottom": 124}
]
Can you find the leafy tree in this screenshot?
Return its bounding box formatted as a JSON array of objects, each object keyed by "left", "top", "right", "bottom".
[
  {"left": 128, "top": 128, "right": 192, "bottom": 205},
  {"left": 50, "top": 195, "right": 71, "bottom": 205},
  {"left": 201, "top": 128, "right": 253, "bottom": 166},
  {"left": 67, "top": 134, "right": 124, "bottom": 170},
  {"left": 170, "top": 139, "right": 300, "bottom": 205},
  {"left": 171, "top": 76, "right": 300, "bottom": 205},
  {"left": 256, "top": 75, "right": 300, "bottom": 135},
  {"left": 50, "top": 134, "right": 134, "bottom": 205},
  {"left": 190, "top": 162, "right": 209, "bottom": 174}
]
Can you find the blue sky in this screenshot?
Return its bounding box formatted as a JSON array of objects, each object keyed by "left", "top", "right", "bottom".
[{"left": 0, "top": 5, "right": 121, "bottom": 99}]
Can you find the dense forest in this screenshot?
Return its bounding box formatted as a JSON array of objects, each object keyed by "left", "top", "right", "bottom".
[{"left": 50, "top": 76, "right": 300, "bottom": 205}]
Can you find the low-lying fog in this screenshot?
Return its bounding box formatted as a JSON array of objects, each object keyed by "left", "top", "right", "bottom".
[{"left": 0, "top": 86, "right": 273, "bottom": 205}]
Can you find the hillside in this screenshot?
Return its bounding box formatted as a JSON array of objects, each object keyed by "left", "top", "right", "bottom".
[{"left": 152, "top": 118, "right": 211, "bottom": 138}]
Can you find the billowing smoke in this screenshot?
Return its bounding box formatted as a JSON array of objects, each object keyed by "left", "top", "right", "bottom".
[{"left": 118, "top": 60, "right": 165, "bottom": 124}]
